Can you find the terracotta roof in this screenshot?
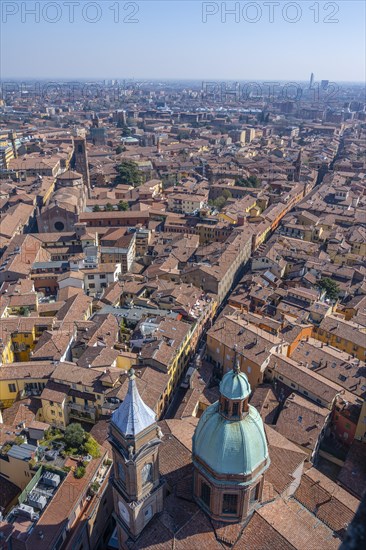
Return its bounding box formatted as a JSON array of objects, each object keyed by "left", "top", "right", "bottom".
[
  {"left": 338, "top": 440, "right": 366, "bottom": 499},
  {"left": 264, "top": 425, "right": 307, "bottom": 495},
  {"left": 0, "top": 361, "right": 57, "bottom": 381},
  {"left": 174, "top": 508, "right": 222, "bottom": 549},
  {"left": 257, "top": 498, "right": 340, "bottom": 549},
  {"left": 41, "top": 381, "right": 69, "bottom": 403},
  {"left": 235, "top": 511, "right": 295, "bottom": 549},
  {"left": 294, "top": 468, "right": 359, "bottom": 537},
  {"left": 1, "top": 398, "right": 38, "bottom": 427},
  {"left": 275, "top": 393, "right": 329, "bottom": 451},
  {"left": 0, "top": 477, "right": 21, "bottom": 515}
]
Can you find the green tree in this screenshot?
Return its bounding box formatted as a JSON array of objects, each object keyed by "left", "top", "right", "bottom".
[
  {"left": 247, "top": 175, "right": 261, "bottom": 188},
  {"left": 317, "top": 278, "right": 340, "bottom": 301},
  {"left": 83, "top": 435, "right": 101, "bottom": 458},
  {"left": 117, "top": 200, "right": 129, "bottom": 211},
  {"left": 120, "top": 317, "right": 128, "bottom": 334},
  {"left": 177, "top": 132, "right": 190, "bottom": 142},
  {"left": 235, "top": 177, "right": 247, "bottom": 188},
  {"left": 222, "top": 190, "right": 232, "bottom": 200},
  {"left": 93, "top": 205, "right": 101, "bottom": 212},
  {"left": 115, "top": 160, "right": 142, "bottom": 187},
  {"left": 74, "top": 465, "right": 86, "bottom": 479},
  {"left": 121, "top": 126, "right": 131, "bottom": 137},
  {"left": 105, "top": 203, "right": 114, "bottom": 211},
  {"left": 115, "top": 145, "right": 123, "bottom": 154},
  {"left": 64, "top": 423, "right": 85, "bottom": 451},
  {"left": 213, "top": 196, "right": 227, "bottom": 211}
]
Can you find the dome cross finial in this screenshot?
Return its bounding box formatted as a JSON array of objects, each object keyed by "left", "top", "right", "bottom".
[
  {"left": 234, "top": 356, "right": 241, "bottom": 374},
  {"left": 233, "top": 344, "right": 240, "bottom": 374}
]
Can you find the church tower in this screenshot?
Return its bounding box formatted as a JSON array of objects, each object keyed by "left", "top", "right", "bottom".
[
  {"left": 294, "top": 148, "right": 302, "bottom": 182},
  {"left": 73, "top": 136, "right": 91, "bottom": 198},
  {"left": 109, "top": 369, "right": 164, "bottom": 548},
  {"left": 192, "top": 361, "right": 270, "bottom": 523}
]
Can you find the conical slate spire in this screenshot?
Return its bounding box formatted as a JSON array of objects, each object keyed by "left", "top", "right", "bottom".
[{"left": 111, "top": 369, "right": 156, "bottom": 437}]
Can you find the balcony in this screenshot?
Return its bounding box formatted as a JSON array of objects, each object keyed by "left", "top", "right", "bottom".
[{"left": 68, "top": 402, "right": 96, "bottom": 422}]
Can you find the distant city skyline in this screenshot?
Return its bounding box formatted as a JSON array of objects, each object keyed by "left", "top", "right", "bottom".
[{"left": 1, "top": 1, "right": 365, "bottom": 82}]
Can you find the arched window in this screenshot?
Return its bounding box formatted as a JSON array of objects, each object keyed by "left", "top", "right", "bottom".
[{"left": 142, "top": 463, "right": 153, "bottom": 485}]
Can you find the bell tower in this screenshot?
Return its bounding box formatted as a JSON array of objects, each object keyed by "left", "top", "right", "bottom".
[
  {"left": 73, "top": 136, "right": 91, "bottom": 198},
  {"left": 109, "top": 369, "right": 164, "bottom": 547}
]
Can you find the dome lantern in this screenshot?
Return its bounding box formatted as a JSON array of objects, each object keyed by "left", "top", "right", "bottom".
[{"left": 219, "top": 356, "right": 251, "bottom": 420}]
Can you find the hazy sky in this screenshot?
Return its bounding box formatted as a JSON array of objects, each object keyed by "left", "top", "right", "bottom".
[{"left": 1, "top": 1, "right": 365, "bottom": 81}]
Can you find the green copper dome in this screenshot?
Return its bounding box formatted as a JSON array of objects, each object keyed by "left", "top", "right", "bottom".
[
  {"left": 219, "top": 368, "right": 251, "bottom": 401},
  {"left": 193, "top": 402, "right": 269, "bottom": 478},
  {"left": 192, "top": 368, "right": 269, "bottom": 479}
]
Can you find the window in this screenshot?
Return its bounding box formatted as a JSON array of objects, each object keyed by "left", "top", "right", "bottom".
[
  {"left": 222, "top": 494, "right": 238, "bottom": 515},
  {"left": 51, "top": 410, "right": 55, "bottom": 415},
  {"left": 201, "top": 482, "right": 211, "bottom": 508},
  {"left": 50, "top": 400, "right": 54, "bottom": 406},
  {"left": 89, "top": 284, "right": 95, "bottom": 289},
  {"left": 118, "top": 463, "right": 125, "bottom": 484},
  {"left": 303, "top": 390, "right": 308, "bottom": 396},
  {"left": 250, "top": 484, "right": 259, "bottom": 505},
  {"left": 142, "top": 463, "right": 153, "bottom": 485},
  {"left": 88, "top": 275, "right": 95, "bottom": 280},
  {"left": 232, "top": 403, "right": 239, "bottom": 416},
  {"left": 8, "top": 383, "right": 16, "bottom": 393},
  {"left": 223, "top": 399, "right": 229, "bottom": 415}
]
